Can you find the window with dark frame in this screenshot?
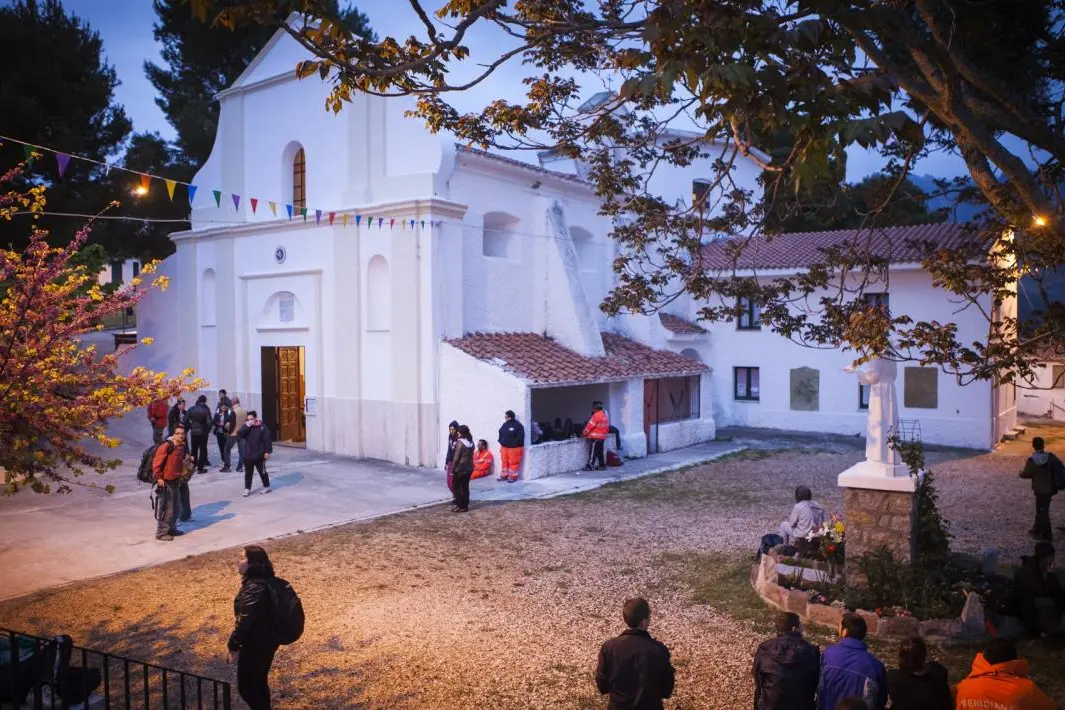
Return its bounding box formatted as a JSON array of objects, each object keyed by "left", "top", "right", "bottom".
[
  {"left": 692, "top": 179, "right": 712, "bottom": 208},
  {"left": 737, "top": 297, "right": 760, "bottom": 330},
  {"left": 863, "top": 292, "right": 889, "bottom": 312},
  {"left": 734, "top": 366, "right": 760, "bottom": 400},
  {"left": 1053, "top": 365, "right": 1065, "bottom": 389},
  {"left": 292, "top": 148, "right": 306, "bottom": 209},
  {"left": 859, "top": 383, "right": 870, "bottom": 409}
]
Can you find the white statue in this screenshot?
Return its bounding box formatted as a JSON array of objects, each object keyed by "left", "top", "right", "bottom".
[{"left": 847, "top": 359, "right": 900, "bottom": 468}]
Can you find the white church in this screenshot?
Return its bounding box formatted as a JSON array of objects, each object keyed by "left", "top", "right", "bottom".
[{"left": 137, "top": 22, "right": 1017, "bottom": 479}]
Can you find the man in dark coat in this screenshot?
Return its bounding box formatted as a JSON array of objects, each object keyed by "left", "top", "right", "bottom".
[
  {"left": 595, "top": 597, "right": 674, "bottom": 710},
  {"left": 185, "top": 395, "right": 214, "bottom": 473},
  {"left": 167, "top": 398, "right": 187, "bottom": 436},
  {"left": 752, "top": 612, "right": 820, "bottom": 710},
  {"left": 1020, "top": 437, "right": 1063, "bottom": 541},
  {"left": 238, "top": 410, "right": 273, "bottom": 497},
  {"left": 1009, "top": 542, "right": 1065, "bottom": 637}
]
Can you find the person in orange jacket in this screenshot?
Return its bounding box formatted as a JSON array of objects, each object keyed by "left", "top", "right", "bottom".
[
  {"left": 582, "top": 401, "right": 610, "bottom": 471},
  {"left": 472, "top": 439, "right": 494, "bottom": 479},
  {"left": 953, "top": 638, "right": 1055, "bottom": 710}
]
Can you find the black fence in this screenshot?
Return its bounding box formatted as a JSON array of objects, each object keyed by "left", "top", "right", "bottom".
[{"left": 2, "top": 629, "right": 231, "bottom": 710}]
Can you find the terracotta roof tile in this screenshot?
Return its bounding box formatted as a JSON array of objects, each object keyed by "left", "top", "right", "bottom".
[
  {"left": 446, "top": 331, "right": 706, "bottom": 385},
  {"left": 700, "top": 223, "right": 984, "bottom": 271},
  {"left": 659, "top": 313, "right": 708, "bottom": 335}
]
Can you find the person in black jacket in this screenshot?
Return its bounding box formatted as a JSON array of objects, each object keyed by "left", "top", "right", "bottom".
[
  {"left": 167, "top": 398, "right": 187, "bottom": 436},
  {"left": 450, "top": 425, "right": 474, "bottom": 513},
  {"left": 444, "top": 420, "right": 459, "bottom": 492},
  {"left": 228, "top": 545, "right": 279, "bottom": 710},
  {"left": 752, "top": 612, "right": 820, "bottom": 710},
  {"left": 238, "top": 410, "right": 273, "bottom": 497},
  {"left": 497, "top": 410, "right": 525, "bottom": 482},
  {"left": 886, "top": 636, "right": 952, "bottom": 710},
  {"left": 1008, "top": 542, "right": 1065, "bottom": 636},
  {"left": 1020, "top": 436, "right": 1063, "bottom": 541},
  {"left": 596, "top": 597, "right": 674, "bottom": 710},
  {"left": 185, "top": 395, "right": 213, "bottom": 473}
]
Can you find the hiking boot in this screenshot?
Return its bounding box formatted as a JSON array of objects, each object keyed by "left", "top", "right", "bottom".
[
  {"left": 156, "top": 535, "right": 174, "bottom": 542},
  {"left": 260, "top": 486, "right": 272, "bottom": 495},
  {"left": 496, "top": 476, "right": 508, "bottom": 481},
  {"left": 221, "top": 466, "right": 231, "bottom": 473},
  {"left": 242, "top": 489, "right": 251, "bottom": 498}
]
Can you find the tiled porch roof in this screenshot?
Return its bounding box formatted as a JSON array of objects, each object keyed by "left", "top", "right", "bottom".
[
  {"left": 446, "top": 331, "right": 707, "bottom": 386},
  {"left": 659, "top": 313, "right": 708, "bottom": 335}
]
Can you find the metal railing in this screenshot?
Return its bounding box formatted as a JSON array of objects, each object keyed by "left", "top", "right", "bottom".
[{"left": 2, "top": 629, "right": 231, "bottom": 710}]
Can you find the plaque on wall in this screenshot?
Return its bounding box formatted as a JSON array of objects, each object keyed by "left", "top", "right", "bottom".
[
  {"left": 274, "top": 246, "right": 287, "bottom": 264},
  {"left": 305, "top": 397, "right": 316, "bottom": 416}
]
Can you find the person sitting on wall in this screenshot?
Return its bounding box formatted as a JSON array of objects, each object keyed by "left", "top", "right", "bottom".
[
  {"left": 531, "top": 420, "right": 543, "bottom": 445},
  {"left": 1007, "top": 541, "right": 1065, "bottom": 638},
  {"left": 472, "top": 439, "right": 494, "bottom": 480},
  {"left": 779, "top": 486, "right": 826, "bottom": 546}
]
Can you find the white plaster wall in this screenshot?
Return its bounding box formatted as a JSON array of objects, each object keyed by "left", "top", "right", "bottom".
[
  {"left": 439, "top": 344, "right": 529, "bottom": 478},
  {"left": 705, "top": 268, "right": 994, "bottom": 450},
  {"left": 1019, "top": 361, "right": 1065, "bottom": 418},
  {"left": 525, "top": 437, "right": 618, "bottom": 479},
  {"left": 643, "top": 142, "right": 764, "bottom": 217},
  {"left": 608, "top": 379, "right": 648, "bottom": 458},
  {"left": 657, "top": 418, "right": 716, "bottom": 452}
]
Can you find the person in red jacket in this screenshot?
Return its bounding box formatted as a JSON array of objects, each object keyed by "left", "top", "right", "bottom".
[
  {"left": 582, "top": 401, "right": 610, "bottom": 471},
  {"left": 152, "top": 425, "right": 191, "bottom": 541},
  {"left": 147, "top": 398, "right": 169, "bottom": 444}
]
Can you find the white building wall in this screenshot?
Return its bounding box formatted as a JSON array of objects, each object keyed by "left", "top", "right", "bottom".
[
  {"left": 704, "top": 268, "right": 995, "bottom": 450},
  {"left": 439, "top": 344, "right": 529, "bottom": 478},
  {"left": 1019, "top": 360, "right": 1065, "bottom": 419}
]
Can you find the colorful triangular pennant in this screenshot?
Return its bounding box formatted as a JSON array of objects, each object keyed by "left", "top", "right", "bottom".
[
  {"left": 250, "top": 198, "right": 258, "bottom": 214},
  {"left": 55, "top": 153, "right": 71, "bottom": 178},
  {"left": 389, "top": 218, "right": 395, "bottom": 230},
  {"left": 165, "top": 179, "right": 176, "bottom": 201},
  {"left": 410, "top": 219, "right": 415, "bottom": 229},
  {"left": 212, "top": 190, "right": 222, "bottom": 207},
  {"left": 269, "top": 201, "right": 277, "bottom": 217},
  {"left": 328, "top": 211, "right": 335, "bottom": 225},
  {"left": 232, "top": 194, "right": 241, "bottom": 211},
  {"left": 188, "top": 185, "right": 198, "bottom": 205},
  {"left": 22, "top": 144, "right": 35, "bottom": 163},
  {"left": 377, "top": 217, "right": 383, "bottom": 229},
  {"left": 342, "top": 214, "right": 348, "bottom": 227},
  {"left": 355, "top": 215, "right": 362, "bottom": 226},
  {"left": 315, "top": 209, "right": 322, "bottom": 225},
  {"left": 301, "top": 207, "right": 308, "bottom": 221},
  {"left": 420, "top": 220, "right": 425, "bottom": 228},
  {"left": 141, "top": 174, "right": 152, "bottom": 191},
  {"left": 286, "top": 204, "right": 293, "bottom": 219}
]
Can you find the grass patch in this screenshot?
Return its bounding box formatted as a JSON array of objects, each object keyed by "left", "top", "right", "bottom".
[{"left": 655, "top": 551, "right": 771, "bottom": 630}]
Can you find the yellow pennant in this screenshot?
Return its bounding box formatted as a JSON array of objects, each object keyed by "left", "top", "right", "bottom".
[
  {"left": 342, "top": 214, "right": 349, "bottom": 227},
  {"left": 269, "top": 201, "right": 277, "bottom": 216},
  {"left": 165, "top": 179, "right": 176, "bottom": 201}
]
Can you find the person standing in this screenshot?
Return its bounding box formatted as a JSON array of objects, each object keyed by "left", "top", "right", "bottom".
[
  {"left": 186, "top": 395, "right": 213, "bottom": 473},
  {"left": 217, "top": 388, "right": 233, "bottom": 409},
  {"left": 817, "top": 613, "right": 887, "bottom": 710},
  {"left": 231, "top": 398, "right": 247, "bottom": 473},
  {"left": 147, "top": 398, "right": 169, "bottom": 444},
  {"left": 228, "top": 546, "right": 280, "bottom": 710},
  {"left": 497, "top": 410, "right": 525, "bottom": 482},
  {"left": 152, "top": 425, "right": 189, "bottom": 541},
  {"left": 450, "top": 426, "right": 474, "bottom": 513},
  {"left": 1020, "top": 436, "right": 1063, "bottom": 541},
  {"left": 238, "top": 410, "right": 273, "bottom": 497},
  {"left": 582, "top": 401, "right": 610, "bottom": 471},
  {"left": 167, "top": 398, "right": 187, "bottom": 437},
  {"left": 444, "top": 420, "right": 459, "bottom": 493},
  {"left": 885, "top": 637, "right": 952, "bottom": 709},
  {"left": 752, "top": 612, "right": 820, "bottom": 710},
  {"left": 595, "top": 597, "right": 675, "bottom": 709},
  {"left": 215, "top": 403, "right": 237, "bottom": 472}
]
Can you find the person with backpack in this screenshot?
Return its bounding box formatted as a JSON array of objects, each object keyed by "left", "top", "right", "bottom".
[
  {"left": 151, "top": 425, "right": 190, "bottom": 541},
  {"left": 186, "top": 395, "right": 213, "bottom": 473},
  {"left": 1020, "top": 436, "right": 1064, "bottom": 541},
  {"left": 238, "top": 411, "right": 273, "bottom": 497},
  {"left": 228, "top": 546, "right": 303, "bottom": 710},
  {"left": 214, "top": 402, "right": 237, "bottom": 472}
]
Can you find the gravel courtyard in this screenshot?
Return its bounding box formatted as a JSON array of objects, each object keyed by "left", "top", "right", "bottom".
[{"left": 2, "top": 427, "right": 1063, "bottom": 708}]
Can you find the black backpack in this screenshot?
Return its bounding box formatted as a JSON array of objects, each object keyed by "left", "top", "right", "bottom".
[
  {"left": 1052, "top": 457, "right": 1065, "bottom": 495},
  {"left": 267, "top": 577, "right": 305, "bottom": 645},
  {"left": 136, "top": 441, "right": 173, "bottom": 483}
]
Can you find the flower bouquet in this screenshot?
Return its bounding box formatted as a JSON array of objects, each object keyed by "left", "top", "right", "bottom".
[{"left": 806, "top": 514, "right": 846, "bottom": 571}]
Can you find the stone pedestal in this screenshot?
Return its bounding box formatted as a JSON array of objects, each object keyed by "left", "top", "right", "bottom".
[{"left": 840, "top": 469, "right": 917, "bottom": 581}]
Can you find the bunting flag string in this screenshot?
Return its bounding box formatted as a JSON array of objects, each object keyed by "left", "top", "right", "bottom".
[{"left": 0, "top": 133, "right": 446, "bottom": 234}]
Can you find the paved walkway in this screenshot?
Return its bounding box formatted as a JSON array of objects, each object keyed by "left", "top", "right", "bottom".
[{"left": 0, "top": 413, "right": 749, "bottom": 601}]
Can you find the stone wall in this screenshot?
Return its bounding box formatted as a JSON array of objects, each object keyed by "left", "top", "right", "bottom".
[{"left": 843, "top": 488, "right": 916, "bottom": 576}]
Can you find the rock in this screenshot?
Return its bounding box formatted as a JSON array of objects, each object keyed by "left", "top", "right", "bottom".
[
  {"left": 807, "top": 603, "right": 845, "bottom": 629},
  {"left": 961, "top": 593, "right": 986, "bottom": 636},
  {"left": 981, "top": 549, "right": 1001, "bottom": 578},
  {"left": 920, "top": 619, "right": 963, "bottom": 638},
  {"left": 755, "top": 554, "right": 778, "bottom": 592},
  {"left": 877, "top": 615, "right": 920, "bottom": 638},
  {"left": 763, "top": 583, "right": 788, "bottom": 610},
  {"left": 786, "top": 589, "right": 811, "bottom": 615}
]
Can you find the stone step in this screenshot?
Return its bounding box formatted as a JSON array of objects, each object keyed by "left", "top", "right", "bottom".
[{"left": 1001, "top": 432, "right": 1019, "bottom": 442}]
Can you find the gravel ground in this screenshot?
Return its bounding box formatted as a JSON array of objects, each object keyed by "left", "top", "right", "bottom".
[{"left": 1, "top": 429, "right": 1063, "bottom": 709}]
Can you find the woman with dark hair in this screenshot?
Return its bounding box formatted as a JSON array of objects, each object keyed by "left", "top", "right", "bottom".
[
  {"left": 886, "top": 636, "right": 952, "bottom": 709},
  {"left": 450, "top": 425, "right": 474, "bottom": 513},
  {"left": 228, "top": 546, "right": 280, "bottom": 710},
  {"left": 778, "top": 485, "right": 825, "bottom": 545},
  {"left": 444, "top": 420, "right": 459, "bottom": 493}
]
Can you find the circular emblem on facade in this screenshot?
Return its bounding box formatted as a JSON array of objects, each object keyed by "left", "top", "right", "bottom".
[{"left": 274, "top": 246, "right": 287, "bottom": 264}]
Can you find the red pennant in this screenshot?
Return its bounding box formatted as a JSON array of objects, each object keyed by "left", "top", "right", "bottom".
[
  {"left": 140, "top": 174, "right": 151, "bottom": 191},
  {"left": 389, "top": 218, "right": 395, "bottom": 229},
  {"left": 328, "top": 211, "right": 335, "bottom": 225},
  {"left": 250, "top": 198, "right": 259, "bottom": 214}
]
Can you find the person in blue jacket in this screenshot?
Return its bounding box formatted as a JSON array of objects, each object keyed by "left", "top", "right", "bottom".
[{"left": 818, "top": 612, "right": 887, "bottom": 710}]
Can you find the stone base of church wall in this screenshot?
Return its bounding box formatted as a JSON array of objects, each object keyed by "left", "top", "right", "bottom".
[{"left": 842, "top": 487, "right": 916, "bottom": 582}]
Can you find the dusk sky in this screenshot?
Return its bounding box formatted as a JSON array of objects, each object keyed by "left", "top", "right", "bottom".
[{"left": 54, "top": 1, "right": 969, "bottom": 180}]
